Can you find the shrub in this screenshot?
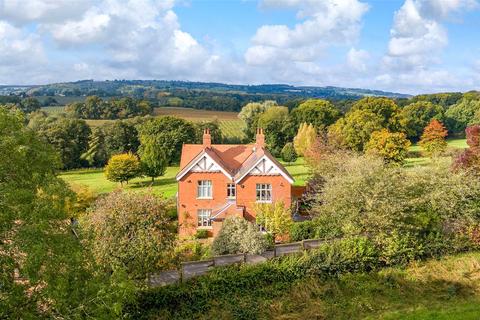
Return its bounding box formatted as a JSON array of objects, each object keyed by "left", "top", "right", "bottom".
[
  {"left": 104, "top": 152, "right": 141, "bottom": 185},
  {"left": 195, "top": 229, "right": 209, "bottom": 239},
  {"left": 212, "top": 217, "right": 268, "bottom": 255},
  {"left": 289, "top": 221, "right": 315, "bottom": 241},
  {"left": 82, "top": 191, "right": 177, "bottom": 279},
  {"left": 281, "top": 142, "right": 297, "bottom": 163},
  {"left": 310, "top": 152, "right": 480, "bottom": 264},
  {"left": 255, "top": 202, "right": 292, "bottom": 239}
]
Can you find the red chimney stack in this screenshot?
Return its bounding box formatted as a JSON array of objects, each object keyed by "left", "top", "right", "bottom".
[
  {"left": 255, "top": 128, "right": 265, "bottom": 148},
  {"left": 203, "top": 128, "right": 211, "bottom": 147}
]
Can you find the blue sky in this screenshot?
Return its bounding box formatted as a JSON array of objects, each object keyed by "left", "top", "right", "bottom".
[{"left": 0, "top": 0, "right": 479, "bottom": 94}]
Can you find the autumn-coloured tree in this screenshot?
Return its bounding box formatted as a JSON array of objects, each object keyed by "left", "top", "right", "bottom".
[
  {"left": 419, "top": 119, "right": 448, "bottom": 157},
  {"left": 105, "top": 152, "right": 141, "bottom": 185},
  {"left": 255, "top": 202, "right": 292, "bottom": 240},
  {"left": 293, "top": 123, "right": 316, "bottom": 156},
  {"left": 454, "top": 125, "right": 480, "bottom": 172},
  {"left": 365, "top": 129, "right": 411, "bottom": 164}
]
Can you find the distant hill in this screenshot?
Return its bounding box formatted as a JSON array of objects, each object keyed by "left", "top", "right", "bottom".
[{"left": 0, "top": 80, "right": 411, "bottom": 112}]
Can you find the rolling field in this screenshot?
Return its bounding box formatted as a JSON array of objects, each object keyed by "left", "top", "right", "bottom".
[
  {"left": 60, "top": 157, "right": 310, "bottom": 197},
  {"left": 154, "top": 107, "right": 245, "bottom": 139},
  {"left": 44, "top": 106, "right": 246, "bottom": 139}
]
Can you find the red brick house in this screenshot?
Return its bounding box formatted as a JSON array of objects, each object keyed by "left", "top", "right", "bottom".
[{"left": 176, "top": 128, "right": 296, "bottom": 237}]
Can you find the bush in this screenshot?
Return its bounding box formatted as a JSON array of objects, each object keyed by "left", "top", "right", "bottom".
[
  {"left": 212, "top": 217, "right": 268, "bottom": 255},
  {"left": 82, "top": 191, "right": 177, "bottom": 279},
  {"left": 289, "top": 221, "right": 315, "bottom": 241},
  {"left": 195, "top": 229, "right": 209, "bottom": 239},
  {"left": 310, "top": 152, "right": 480, "bottom": 264}
]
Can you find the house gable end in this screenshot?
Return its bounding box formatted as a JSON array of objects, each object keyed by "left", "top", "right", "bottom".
[
  {"left": 176, "top": 151, "right": 233, "bottom": 181},
  {"left": 235, "top": 155, "right": 294, "bottom": 184}
]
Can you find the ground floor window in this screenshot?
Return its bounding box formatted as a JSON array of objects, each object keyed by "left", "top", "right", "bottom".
[
  {"left": 256, "top": 183, "right": 272, "bottom": 202},
  {"left": 197, "top": 209, "right": 212, "bottom": 227}
]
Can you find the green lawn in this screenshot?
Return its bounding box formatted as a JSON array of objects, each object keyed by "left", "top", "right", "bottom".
[
  {"left": 60, "top": 157, "right": 310, "bottom": 197},
  {"left": 405, "top": 138, "right": 467, "bottom": 168},
  {"left": 60, "top": 166, "right": 180, "bottom": 198}
]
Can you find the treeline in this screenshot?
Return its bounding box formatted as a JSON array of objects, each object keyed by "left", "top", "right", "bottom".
[
  {"left": 0, "top": 96, "right": 54, "bottom": 113},
  {"left": 25, "top": 111, "right": 223, "bottom": 170},
  {"left": 66, "top": 96, "right": 153, "bottom": 119},
  {"left": 237, "top": 91, "right": 480, "bottom": 158}
]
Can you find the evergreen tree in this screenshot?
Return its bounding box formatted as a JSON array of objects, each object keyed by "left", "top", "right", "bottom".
[{"left": 281, "top": 142, "right": 298, "bottom": 163}]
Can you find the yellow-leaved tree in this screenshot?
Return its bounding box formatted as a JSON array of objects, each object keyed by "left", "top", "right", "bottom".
[
  {"left": 293, "top": 123, "right": 316, "bottom": 156},
  {"left": 255, "top": 202, "right": 292, "bottom": 240}
]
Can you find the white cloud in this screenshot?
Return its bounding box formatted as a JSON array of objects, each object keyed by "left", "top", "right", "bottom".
[
  {"left": 0, "top": 21, "right": 48, "bottom": 83},
  {"left": 246, "top": 0, "right": 369, "bottom": 66},
  {"left": 0, "top": 0, "right": 93, "bottom": 25},
  {"left": 347, "top": 48, "right": 370, "bottom": 72}
]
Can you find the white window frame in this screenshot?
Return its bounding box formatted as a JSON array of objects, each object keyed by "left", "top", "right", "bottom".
[
  {"left": 227, "top": 183, "right": 236, "bottom": 199},
  {"left": 197, "top": 209, "right": 212, "bottom": 228},
  {"left": 256, "top": 183, "right": 272, "bottom": 202},
  {"left": 197, "top": 180, "right": 212, "bottom": 199}
]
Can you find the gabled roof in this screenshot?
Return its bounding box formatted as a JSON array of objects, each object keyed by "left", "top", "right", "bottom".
[
  {"left": 176, "top": 148, "right": 233, "bottom": 181},
  {"left": 177, "top": 143, "right": 294, "bottom": 184},
  {"left": 233, "top": 147, "right": 294, "bottom": 184}
]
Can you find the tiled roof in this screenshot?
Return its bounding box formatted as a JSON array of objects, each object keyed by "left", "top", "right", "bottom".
[{"left": 178, "top": 143, "right": 294, "bottom": 183}]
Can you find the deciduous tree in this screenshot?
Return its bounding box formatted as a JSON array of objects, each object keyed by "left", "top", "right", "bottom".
[
  {"left": 294, "top": 123, "right": 316, "bottom": 156},
  {"left": 238, "top": 100, "right": 277, "bottom": 141},
  {"left": 105, "top": 153, "right": 141, "bottom": 185},
  {"left": 289, "top": 99, "right": 341, "bottom": 132},
  {"left": 328, "top": 109, "right": 383, "bottom": 151},
  {"left": 400, "top": 101, "right": 443, "bottom": 140},
  {"left": 419, "top": 119, "right": 448, "bottom": 157},
  {"left": 365, "top": 129, "right": 411, "bottom": 164},
  {"left": 137, "top": 116, "right": 196, "bottom": 164}
]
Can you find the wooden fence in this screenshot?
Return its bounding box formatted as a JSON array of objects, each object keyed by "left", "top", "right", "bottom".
[{"left": 148, "top": 238, "right": 325, "bottom": 287}]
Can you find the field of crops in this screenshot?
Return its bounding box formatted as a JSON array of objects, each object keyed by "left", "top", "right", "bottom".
[
  {"left": 41, "top": 106, "right": 245, "bottom": 139},
  {"left": 154, "top": 107, "right": 245, "bottom": 139},
  {"left": 41, "top": 106, "right": 67, "bottom": 115}
]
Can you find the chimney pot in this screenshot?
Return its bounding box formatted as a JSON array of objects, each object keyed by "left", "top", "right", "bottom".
[
  {"left": 203, "top": 128, "right": 211, "bottom": 147},
  {"left": 255, "top": 127, "right": 265, "bottom": 148}
]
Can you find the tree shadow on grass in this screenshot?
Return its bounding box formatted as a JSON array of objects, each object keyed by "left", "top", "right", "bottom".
[{"left": 130, "top": 177, "right": 177, "bottom": 189}]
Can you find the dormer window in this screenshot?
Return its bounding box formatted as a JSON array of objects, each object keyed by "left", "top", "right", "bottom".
[
  {"left": 227, "top": 183, "right": 236, "bottom": 199},
  {"left": 197, "top": 180, "right": 212, "bottom": 198}
]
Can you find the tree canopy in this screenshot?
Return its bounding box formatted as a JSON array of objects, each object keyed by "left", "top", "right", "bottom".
[{"left": 289, "top": 99, "right": 341, "bottom": 132}]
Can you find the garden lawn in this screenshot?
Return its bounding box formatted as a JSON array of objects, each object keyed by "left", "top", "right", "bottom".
[
  {"left": 59, "top": 166, "right": 179, "bottom": 198},
  {"left": 60, "top": 157, "right": 310, "bottom": 197}
]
